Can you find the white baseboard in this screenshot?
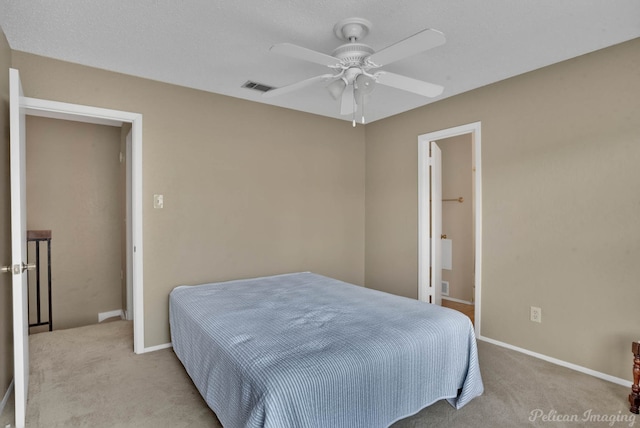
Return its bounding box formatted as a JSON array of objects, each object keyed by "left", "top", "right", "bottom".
[
  {"left": 478, "top": 335, "right": 632, "bottom": 387},
  {"left": 98, "top": 309, "right": 124, "bottom": 323},
  {"left": 142, "top": 342, "right": 172, "bottom": 353},
  {"left": 0, "top": 379, "right": 13, "bottom": 417},
  {"left": 442, "top": 296, "right": 474, "bottom": 305}
]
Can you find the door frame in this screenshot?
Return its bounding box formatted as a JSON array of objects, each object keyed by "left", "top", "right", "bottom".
[
  {"left": 418, "top": 122, "right": 482, "bottom": 337},
  {"left": 20, "top": 95, "right": 145, "bottom": 354}
]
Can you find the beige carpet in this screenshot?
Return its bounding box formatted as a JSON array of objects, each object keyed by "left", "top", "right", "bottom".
[
  {"left": 2, "top": 321, "right": 220, "bottom": 428},
  {"left": 0, "top": 320, "right": 635, "bottom": 427}
]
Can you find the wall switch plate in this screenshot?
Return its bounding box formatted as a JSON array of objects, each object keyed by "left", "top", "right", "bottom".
[
  {"left": 153, "top": 194, "right": 164, "bottom": 209},
  {"left": 530, "top": 306, "right": 542, "bottom": 323}
]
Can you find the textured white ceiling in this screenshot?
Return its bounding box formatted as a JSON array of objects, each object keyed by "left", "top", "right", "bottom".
[{"left": 1, "top": 1, "right": 639, "bottom": 123}]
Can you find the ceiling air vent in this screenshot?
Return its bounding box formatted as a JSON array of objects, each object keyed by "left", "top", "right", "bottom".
[{"left": 242, "top": 81, "right": 275, "bottom": 93}]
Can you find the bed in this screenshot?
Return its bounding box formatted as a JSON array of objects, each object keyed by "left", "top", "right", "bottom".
[{"left": 169, "top": 272, "right": 483, "bottom": 428}]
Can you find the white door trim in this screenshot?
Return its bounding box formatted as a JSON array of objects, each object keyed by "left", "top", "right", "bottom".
[
  {"left": 20, "top": 95, "right": 145, "bottom": 354},
  {"left": 418, "top": 122, "right": 482, "bottom": 337},
  {"left": 430, "top": 141, "right": 443, "bottom": 306},
  {"left": 125, "top": 130, "right": 134, "bottom": 321}
]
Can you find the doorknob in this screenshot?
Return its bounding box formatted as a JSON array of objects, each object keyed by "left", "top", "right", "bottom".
[
  {"left": 441, "top": 234, "right": 447, "bottom": 239},
  {"left": 0, "top": 263, "right": 35, "bottom": 274}
]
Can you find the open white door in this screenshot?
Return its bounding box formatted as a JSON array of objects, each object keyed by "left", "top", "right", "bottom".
[
  {"left": 9, "top": 68, "right": 31, "bottom": 428},
  {"left": 418, "top": 140, "right": 443, "bottom": 305},
  {"left": 430, "top": 142, "right": 443, "bottom": 305}
]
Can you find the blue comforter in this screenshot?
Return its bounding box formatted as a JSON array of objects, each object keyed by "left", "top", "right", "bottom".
[{"left": 170, "top": 272, "right": 483, "bottom": 428}]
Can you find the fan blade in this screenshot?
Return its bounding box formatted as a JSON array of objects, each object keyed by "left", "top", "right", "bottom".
[
  {"left": 375, "top": 71, "right": 444, "bottom": 98},
  {"left": 340, "top": 85, "right": 355, "bottom": 115},
  {"left": 270, "top": 43, "right": 341, "bottom": 67},
  {"left": 367, "top": 28, "right": 445, "bottom": 67},
  {"left": 263, "top": 74, "right": 336, "bottom": 98}
]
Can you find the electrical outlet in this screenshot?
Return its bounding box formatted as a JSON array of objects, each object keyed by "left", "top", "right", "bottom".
[{"left": 530, "top": 306, "right": 542, "bottom": 323}]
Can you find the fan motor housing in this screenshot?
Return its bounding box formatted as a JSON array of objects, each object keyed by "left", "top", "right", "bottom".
[{"left": 332, "top": 43, "right": 375, "bottom": 67}]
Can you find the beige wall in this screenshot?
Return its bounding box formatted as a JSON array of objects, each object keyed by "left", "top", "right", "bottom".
[
  {"left": 366, "top": 38, "right": 640, "bottom": 381},
  {"left": 439, "top": 134, "right": 474, "bottom": 303},
  {"left": 0, "top": 27, "right": 13, "bottom": 403},
  {"left": 26, "top": 116, "right": 123, "bottom": 330},
  {"left": 11, "top": 51, "right": 366, "bottom": 347}
]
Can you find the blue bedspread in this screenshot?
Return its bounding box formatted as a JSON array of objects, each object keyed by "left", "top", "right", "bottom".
[{"left": 169, "top": 272, "right": 483, "bottom": 428}]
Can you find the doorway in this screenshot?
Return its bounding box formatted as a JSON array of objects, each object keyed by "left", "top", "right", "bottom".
[
  {"left": 26, "top": 116, "right": 124, "bottom": 332},
  {"left": 20, "top": 95, "right": 144, "bottom": 353},
  {"left": 418, "top": 122, "right": 482, "bottom": 336},
  {"left": 437, "top": 134, "right": 474, "bottom": 305}
]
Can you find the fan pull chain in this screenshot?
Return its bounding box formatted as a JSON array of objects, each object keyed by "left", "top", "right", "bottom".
[{"left": 352, "top": 89, "right": 357, "bottom": 127}]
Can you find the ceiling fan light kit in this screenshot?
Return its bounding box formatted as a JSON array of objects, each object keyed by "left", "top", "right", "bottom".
[
  {"left": 264, "top": 17, "right": 446, "bottom": 126},
  {"left": 327, "top": 78, "right": 347, "bottom": 100}
]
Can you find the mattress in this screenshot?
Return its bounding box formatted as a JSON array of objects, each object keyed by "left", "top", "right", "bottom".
[{"left": 169, "top": 272, "right": 483, "bottom": 427}]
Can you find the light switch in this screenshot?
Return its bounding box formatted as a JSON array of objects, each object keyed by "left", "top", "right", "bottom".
[{"left": 153, "top": 194, "right": 164, "bottom": 209}]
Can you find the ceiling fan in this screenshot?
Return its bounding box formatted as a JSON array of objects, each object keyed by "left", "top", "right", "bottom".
[{"left": 263, "top": 18, "right": 446, "bottom": 125}]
